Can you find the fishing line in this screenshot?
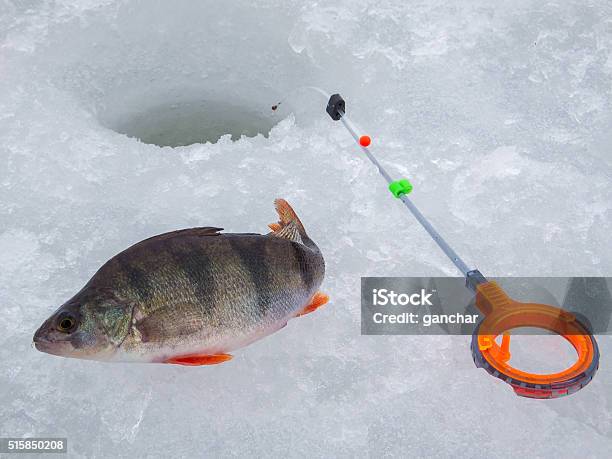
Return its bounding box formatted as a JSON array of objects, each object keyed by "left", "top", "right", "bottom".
[{"left": 271, "top": 86, "right": 330, "bottom": 112}]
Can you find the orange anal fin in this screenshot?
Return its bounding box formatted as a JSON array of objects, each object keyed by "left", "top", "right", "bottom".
[
  {"left": 268, "top": 223, "right": 282, "bottom": 232},
  {"left": 296, "top": 292, "right": 329, "bottom": 317},
  {"left": 164, "top": 353, "right": 233, "bottom": 366}
]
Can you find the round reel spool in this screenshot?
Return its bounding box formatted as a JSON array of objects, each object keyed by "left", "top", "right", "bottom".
[{"left": 470, "top": 281, "right": 599, "bottom": 399}]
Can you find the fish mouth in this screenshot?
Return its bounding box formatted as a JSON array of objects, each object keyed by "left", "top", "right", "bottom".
[
  {"left": 33, "top": 336, "right": 66, "bottom": 356},
  {"left": 33, "top": 327, "right": 47, "bottom": 348},
  {"left": 33, "top": 339, "right": 54, "bottom": 353},
  {"left": 33, "top": 327, "right": 71, "bottom": 356}
]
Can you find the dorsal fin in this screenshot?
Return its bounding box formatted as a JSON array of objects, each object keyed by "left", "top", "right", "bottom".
[
  {"left": 120, "top": 227, "right": 223, "bottom": 254},
  {"left": 268, "top": 220, "right": 303, "bottom": 244}
]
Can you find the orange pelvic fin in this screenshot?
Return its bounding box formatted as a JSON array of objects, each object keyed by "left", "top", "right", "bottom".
[
  {"left": 268, "top": 222, "right": 282, "bottom": 232},
  {"left": 296, "top": 292, "right": 329, "bottom": 317},
  {"left": 164, "top": 353, "right": 233, "bottom": 366}
]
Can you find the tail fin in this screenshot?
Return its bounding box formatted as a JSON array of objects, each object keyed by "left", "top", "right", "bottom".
[{"left": 273, "top": 199, "right": 308, "bottom": 238}]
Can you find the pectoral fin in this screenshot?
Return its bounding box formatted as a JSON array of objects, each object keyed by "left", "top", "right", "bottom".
[
  {"left": 133, "top": 306, "right": 204, "bottom": 343},
  {"left": 296, "top": 292, "right": 329, "bottom": 317},
  {"left": 164, "top": 353, "right": 233, "bottom": 366}
]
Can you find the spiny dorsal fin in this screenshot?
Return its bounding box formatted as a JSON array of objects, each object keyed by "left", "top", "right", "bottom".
[{"left": 269, "top": 220, "right": 303, "bottom": 244}]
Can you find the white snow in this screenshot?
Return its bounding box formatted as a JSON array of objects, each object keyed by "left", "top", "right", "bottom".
[{"left": 1, "top": 0, "right": 611, "bottom": 457}]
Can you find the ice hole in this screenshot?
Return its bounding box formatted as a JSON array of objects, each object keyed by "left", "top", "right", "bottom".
[{"left": 100, "top": 92, "right": 281, "bottom": 147}]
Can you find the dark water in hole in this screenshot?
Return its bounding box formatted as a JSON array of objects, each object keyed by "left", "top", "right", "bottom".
[{"left": 114, "top": 99, "right": 277, "bottom": 147}]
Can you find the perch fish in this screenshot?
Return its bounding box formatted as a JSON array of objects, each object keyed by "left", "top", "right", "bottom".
[{"left": 33, "top": 199, "right": 327, "bottom": 365}]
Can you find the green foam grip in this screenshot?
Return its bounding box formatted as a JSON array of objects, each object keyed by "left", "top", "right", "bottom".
[{"left": 389, "top": 179, "right": 413, "bottom": 198}]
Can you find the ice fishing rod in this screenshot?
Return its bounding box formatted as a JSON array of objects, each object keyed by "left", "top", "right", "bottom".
[{"left": 274, "top": 89, "right": 599, "bottom": 398}]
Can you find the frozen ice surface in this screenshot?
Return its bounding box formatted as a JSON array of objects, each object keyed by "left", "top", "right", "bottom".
[{"left": 1, "top": 0, "right": 612, "bottom": 457}]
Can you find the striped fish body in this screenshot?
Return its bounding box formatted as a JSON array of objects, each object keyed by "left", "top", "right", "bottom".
[
  {"left": 33, "top": 199, "right": 326, "bottom": 364},
  {"left": 105, "top": 227, "right": 324, "bottom": 362}
]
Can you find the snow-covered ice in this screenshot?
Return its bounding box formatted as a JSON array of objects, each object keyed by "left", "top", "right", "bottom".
[{"left": 1, "top": 0, "right": 611, "bottom": 457}]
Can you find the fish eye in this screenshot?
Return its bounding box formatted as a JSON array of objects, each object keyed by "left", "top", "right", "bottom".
[{"left": 56, "top": 312, "right": 77, "bottom": 333}]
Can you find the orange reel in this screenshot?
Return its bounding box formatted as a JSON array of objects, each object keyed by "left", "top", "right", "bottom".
[{"left": 470, "top": 281, "right": 599, "bottom": 399}]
